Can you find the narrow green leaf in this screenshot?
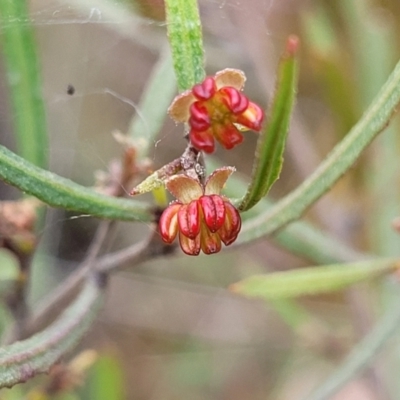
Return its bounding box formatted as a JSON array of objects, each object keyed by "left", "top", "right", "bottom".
[
  {"left": 128, "top": 45, "right": 176, "bottom": 159},
  {"left": 231, "top": 259, "right": 398, "bottom": 300},
  {"left": 0, "top": 1, "right": 48, "bottom": 168},
  {"left": 164, "top": 0, "right": 205, "bottom": 91},
  {"left": 269, "top": 299, "right": 311, "bottom": 329},
  {"left": 238, "top": 55, "right": 400, "bottom": 243},
  {"left": 238, "top": 36, "right": 299, "bottom": 211},
  {"left": 0, "top": 278, "right": 102, "bottom": 388},
  {"left": 208, "top": 158, "right": 365, "bottom": 264},
  {"left": 0, "top": 145, "right": 153, "bottom": 222}
]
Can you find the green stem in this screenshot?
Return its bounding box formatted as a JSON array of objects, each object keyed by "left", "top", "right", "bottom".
[
  {"left": 209, "top": 158, "right": 366, "bottom": 264},
  {"left": 0, "top": 1, "right": 48, "bottom": 168},
  {"left": 0, "top": 277, "right": 103, "bottom": 388},
  {"left": 0, "top": 145, "right": 153, "bottom": 222},
  {"left": 165, "top": 0, "right": 205, "bottom": 91},
  {"left": 239, "top": 56, "right": 400, "bottom": 243}
]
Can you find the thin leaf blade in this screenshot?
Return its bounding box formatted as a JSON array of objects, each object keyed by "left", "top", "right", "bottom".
[
  {"left": 0, "top": 145, "right": 152, "bottom": 222},
  {"left": 238, "top": 36, "right": 299, "bottom": 211},
  {"left": 238, "top": 54, "right": 400, "bottom": 244},
  {"left": 165, "top": 0, "right": 205, "bottom": 91},
  {"left": 230, "top": 259, "right": 398, "bottom": 300},
  {"left": 208, "top": 158, "right": 365, "bottom": 264},
  {"left": 0, "top": 1, "right": 48, "bottom": 168}
]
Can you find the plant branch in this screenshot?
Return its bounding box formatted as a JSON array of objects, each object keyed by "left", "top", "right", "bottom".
[
  {"left": 238, "top": 55, "right": 400, "bottom": 243},
  {"left": 23, "top": 221, "right": 114, "bottom": 339},
  {"left": 0, "top": 145, "right": 153, "bottom": 222},
  {"left": 209, "top": 158, "right": 367, "bottom": 264},
  {"left": 25, "top": 228, "right": 158, "bottom": 337},
  {"left": 96, "top": 230, "right": 155, "bottom": 273},
  {"left": 0, "top": 276, "right": 103, "bottom": 389}
]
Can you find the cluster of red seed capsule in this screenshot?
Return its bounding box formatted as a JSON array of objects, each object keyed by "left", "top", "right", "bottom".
[
  {"left": 140, "top": 69, "right": 264, "bottom": 255},
  {"left": 188, "top": 76, "right": 264, "bottom": 153},
  {"left": 159, "top": 169, "right": 241, "bottom": 255},
  {"left": 168, "top": 69, "right": 264, "bottom": 154}
]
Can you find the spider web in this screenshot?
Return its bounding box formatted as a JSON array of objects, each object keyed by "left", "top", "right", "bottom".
[
  {"left": 11, "top": 0, "right": 292, "bottom": 183},
  {"left": 2, "top": 0, "right": 292, "bottom": 272}
]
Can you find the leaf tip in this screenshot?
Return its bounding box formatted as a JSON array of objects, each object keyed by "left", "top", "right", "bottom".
[{"left": 286, "top": 35, "right": 300, "bottom": 56}]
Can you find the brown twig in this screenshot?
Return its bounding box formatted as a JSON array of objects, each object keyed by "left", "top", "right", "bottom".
[
  {"left": 96, "top": 232, "right": 153, "bottom": 273},
  {"left": 23, "top": 224, "right": 168, "bottom": 338},
  {"left": 21, "top": 221, "right": 114, "bottom": 340}
]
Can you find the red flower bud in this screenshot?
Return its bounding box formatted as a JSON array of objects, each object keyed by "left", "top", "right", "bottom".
[
  {"left": 177, "top": 200, "right": 200, "bottom": 239},
  {"left": 200, "top": 224, "right": 221, "bottom": 255},
  {"left": 159, "top": 202, "right": 181, "bottom": 244},
  {"left": 158, "top": 168, "right": 241, "bottom": 256},
  {"left": 220, "top": 87, "right": 249, "bottom": 114},
  {"left": 199, "top": 195, "right": 225, "bottom": 233},
  {"left": 168, "top": 69, "right": 264, "bottom": 153},
  {"left": 192, "top": 77, "right": 216, "bottom": 100},
  {"left": 219, "top": 201, "right": 241, "bottom": 245}
]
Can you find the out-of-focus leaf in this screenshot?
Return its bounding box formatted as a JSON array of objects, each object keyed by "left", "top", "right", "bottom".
[
  {"left": 86, "top": 354, "right": 125, "bottom": 400},
  {"left": 165, "top": 0, "right": 205, "bottom": 91},
  {"left": 0, "top": 385, "right": 24, "bottom": 400},
  {"left": 0, "top": 250, "right": 19, "bottom": 280},
  {"left": 238, "top": 36, "right": 299, "bottom": 212},
  {"left": 269, "top": 299, "right": 311, "bottom": 329},
  {"left": 0, "top": 250, "right": 19, "bottom": 296},
  {"left": 302, "top": 7, "right": 358, "bottom": 135},
  {"left": 55, "top": 393, "right": 79, "bottom": 400},
  {"left": 230, "top": 259, "right": 398, "bottom": 300},
  {"left": 0, "top": 1, "right": 48, "bottom": 168}
]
